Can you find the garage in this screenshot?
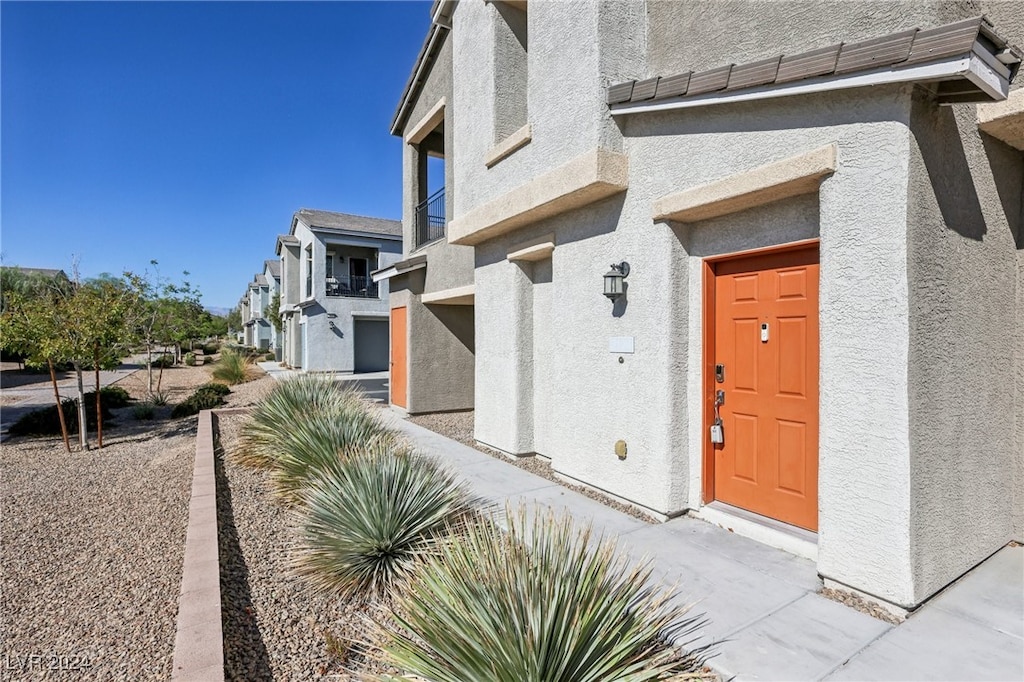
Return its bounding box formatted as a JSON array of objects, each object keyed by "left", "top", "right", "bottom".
[{"left": 353, "top": 318, "right": 389, "bottom": 372}]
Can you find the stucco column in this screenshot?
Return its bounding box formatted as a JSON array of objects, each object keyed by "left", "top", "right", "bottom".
[
  {"left": 816, "top": 116, "right": 916, "bottom": 607},
  {"left": 474, "top": 257, "right": 534, "bottom": 455}
]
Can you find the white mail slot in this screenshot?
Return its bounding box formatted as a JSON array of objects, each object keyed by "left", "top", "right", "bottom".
[{"left": 608, "top": 336, "right": 635, "bottom": 354}]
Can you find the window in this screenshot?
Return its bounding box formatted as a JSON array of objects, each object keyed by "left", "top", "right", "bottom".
[
  {"left": 305, "top": 245, "right": 313, "bottom": 299},
  {"left": 493, "top": 0, "right": 527, "bottom": 142}
]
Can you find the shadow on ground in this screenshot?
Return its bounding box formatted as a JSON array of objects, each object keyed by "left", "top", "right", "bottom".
[{"left": 215, "top": 433, "right": 273, "bottom": 681}]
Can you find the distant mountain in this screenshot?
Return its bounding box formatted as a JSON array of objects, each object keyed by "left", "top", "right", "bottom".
[{"left": 205, "top": 306, "right": 232, "bottom": 317}]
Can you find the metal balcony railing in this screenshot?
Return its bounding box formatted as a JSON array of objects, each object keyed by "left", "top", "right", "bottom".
[
  {"left": 415, "top": 187, "right": 446, "bottom": 248},
  {"left": 326, "top": 276, "right": 379, "bottom": 299}
]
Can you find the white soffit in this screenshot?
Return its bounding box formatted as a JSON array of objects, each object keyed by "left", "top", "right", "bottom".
[
  {"left": 405, "top": 97, "right": 447, "bottom": 144},
  {"left": 421, "top": 284, "right": 475, "bottom": 305},
  {"left": 371, "top": 258, "right": 427, "bottom": 283},
  {"left": 653, "top": 143, "right": 838, "bottom": 223},
  {"left": 977, "top": 88, "right": 1024, "bottom": 151},
  {"left": 448, "top": 148, "right": 628, "bottom": 246},
  {"left": 507, "top": 234, "right": 555, "bottom": 262}
]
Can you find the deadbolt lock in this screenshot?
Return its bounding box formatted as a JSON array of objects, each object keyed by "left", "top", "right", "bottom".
[{"left": 715, "top": 363, "right": 725, "bottom": 383}]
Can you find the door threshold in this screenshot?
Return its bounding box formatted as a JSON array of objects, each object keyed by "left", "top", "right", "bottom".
[{"left": 690, "top": 501, "right": 818, "bottom": 562}]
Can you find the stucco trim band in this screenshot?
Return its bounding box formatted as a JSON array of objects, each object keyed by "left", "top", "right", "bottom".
[
  {"left": 448, "top": 148, "right": 629, "bottom": 246},
  {"left": 421, "top": 284, "right": 475, "bottom": 305},
  {"left": 507, "top": 234, "right": 555, "bottom": 262},
  {"left": 405, "top": 97, "right": 447, "bottom": 144},
  {"left": 653, "top": 144, "right": 837, "bottom": 223},
  {"left": 485, "top": 124, "right": 532, "bottom": 168},
  {"left": 977, "top": 89, "right": 1024, "bottom": 151}
]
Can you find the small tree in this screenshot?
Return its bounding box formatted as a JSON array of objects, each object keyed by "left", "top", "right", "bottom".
[
  {"left": 0, "top": 272, "right": 74, "bottom": 451},
  {"left": 127, "top": 262, "right": 204, "bottom": 395}
]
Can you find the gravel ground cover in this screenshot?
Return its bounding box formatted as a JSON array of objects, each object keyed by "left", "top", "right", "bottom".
[
  {"left": 216, "top": 414, "right": 395, "bottom": 681},
  {"left": 0, "top": 362, "right": 275, "bottom": 681},
  {"left": 408, "top": 410, "right": 660, "bottom": 524},
  {"left": 0, "top": 418, "right": 194, "bottom": 680}
]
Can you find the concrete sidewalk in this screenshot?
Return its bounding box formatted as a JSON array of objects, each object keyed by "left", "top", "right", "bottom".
[
  {"left": 383, "top": 413, "right": 1024, "bottom": 682},
  {"left": 256, "top": 362, "right": 389, "bottom": 403}
]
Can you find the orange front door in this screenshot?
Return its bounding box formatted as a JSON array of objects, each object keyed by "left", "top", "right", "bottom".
[
  {"left": 390, "top": 307, "right": 407, "bottom": 408},
  {"left": 711, "top": 247, "right": 819, "bottom": 531}
]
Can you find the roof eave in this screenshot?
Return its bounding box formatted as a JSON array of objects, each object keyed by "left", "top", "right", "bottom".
[
  {"left": 611, "top": 52, "right": 1011, "bottom": 117},
  {"left": 390, "top": 17, "right": 451, "bottom": 137}
]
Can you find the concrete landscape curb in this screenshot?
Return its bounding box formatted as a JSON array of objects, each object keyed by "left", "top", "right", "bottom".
[{"left": 170, "top": 409, "right": 225, "bottom": 682}]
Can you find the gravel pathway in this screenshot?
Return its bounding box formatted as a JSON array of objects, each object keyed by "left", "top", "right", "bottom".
[
  {"left": 0, "top": 419, "right": 194, "bottom": 680},
  {"left": 216, "top": 414, "right": 394, "bottom": 681}
]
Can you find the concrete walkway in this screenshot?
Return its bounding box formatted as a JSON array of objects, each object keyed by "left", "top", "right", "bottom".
[
  {"left": 257, "top": 368, "right": 1022, "bottom": 680},
  {"left": 381, "top": 413, "right": 1024, "bottom": 682},
  {"left": 256, "top": 362, "right": 389, "bottom": 403}
]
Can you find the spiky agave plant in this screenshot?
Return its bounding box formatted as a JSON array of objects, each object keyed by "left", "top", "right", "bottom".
[
  {"left": 233, "top": 373, "right": 345, "bottom": 468},
  {"left": 269, "top": 389, "right": 397, "bottom": 505},
  {"left": 293, "top": 444, "right": 477, "bottom": 601},
  {"left": 384, "top": 507, "right": 709, "bottom": 682}
]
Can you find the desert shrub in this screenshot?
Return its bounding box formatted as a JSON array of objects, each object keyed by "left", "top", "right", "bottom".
[
  {"left": 133, "top": 403, "right": 156, "bottom": 420},
  {"left": 295, "top": 444, "right": 476, "bottom": 601},
  {"left": 170, "top": 385, "right": 226, "bottom": 418},
  {"left": 99, "top": 385, "right": 132, "bottom": 408},
  {"left": 149, "top": 390, "right": 170, "bottom": 406},
  {"left": 233, "top": 374, "right": 344, "bottom": 469},
  {"left": 211, "top": 349, "right": 255, "bottom": 385},
  {"left": 9, "top": 394, "right": 116, "bottom": 436},
  {"left": 196, "top": 382, "right": 231, "bottom": 397},
  {"left": 150, "top": 353, "right": 175, "bottom": 369},
  {"left": 384, "top": 508, "right": 708, "bottom": 682},
  {"left": 184, "top": 352, "right": 197, "bottom": 366},
  {"left": 202, "top": 342, "right": 221, "bottom": 355},
  {"left": 264, "top": 352, "right": 275, "bottom": 361}
]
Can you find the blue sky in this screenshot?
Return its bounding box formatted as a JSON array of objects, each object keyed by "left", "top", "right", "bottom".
[{"left": 1, "top": 1, "right": 430, "bottom": 309}]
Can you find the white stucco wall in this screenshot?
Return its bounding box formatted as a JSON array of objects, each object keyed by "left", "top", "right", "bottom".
[{"left": 451, "top": 0, "right": 1022, "bottom": 609}]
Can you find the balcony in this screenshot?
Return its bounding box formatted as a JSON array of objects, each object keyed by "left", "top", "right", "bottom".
[
  {"left": 415, "top": 187, "right": 446, "bottom": 248},
  {"left": 326, "top": 276, "right": 379, "bottom": 299}
]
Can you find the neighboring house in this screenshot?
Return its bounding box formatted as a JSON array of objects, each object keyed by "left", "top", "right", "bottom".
[
  {"left": 262, "top": 259, "right": 283, "bottom": 358},
  {"left": 238, "top": 294, "right": 252, "bottom": 347},
  {"left": 395, "top": 1, "right": 1023, "bottom": 613},
  {"left": 276, "top": 208, "right": 402, "bottom": 373},
  {"left": 244, "top": 273, "right": 273, "bottom": 351},
  {"left": 373, "top": 6, "right": 476, "bottom": 414}
]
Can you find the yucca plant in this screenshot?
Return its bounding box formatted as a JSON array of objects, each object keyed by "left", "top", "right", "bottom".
[
  {"left": 383, "top": 508, "right": 708, "bottom": 682},
  {"left": 269, "top": 389, "right": 397, "bottom": 504},
  {"left": 211, "top": 349, "right": 255, "bottom": 385},
  {"left": 294, "top": 444, "right": 477, "bottom": 601},
  {"left": 233, "top": 374, "right": 345, "bottom": 468}
]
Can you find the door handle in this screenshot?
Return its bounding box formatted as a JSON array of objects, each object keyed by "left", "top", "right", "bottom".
[{"left": 715, "top": 390, "right": 725, "bottom": 406}]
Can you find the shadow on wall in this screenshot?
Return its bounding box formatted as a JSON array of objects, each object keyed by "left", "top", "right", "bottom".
[
  {"left": 982, "top": 136, "right": 1024, "bottom": 250},
  {"left": 913, "top": 103, "right": 987, "bottom": 242},
  {"left": 425, "top": 303, "right": 475, "bottom": 352}
]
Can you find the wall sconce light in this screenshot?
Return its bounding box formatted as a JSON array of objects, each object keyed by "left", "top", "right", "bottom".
[{"left": 603, "top": 261, "right": 630, "bottom": 300}]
